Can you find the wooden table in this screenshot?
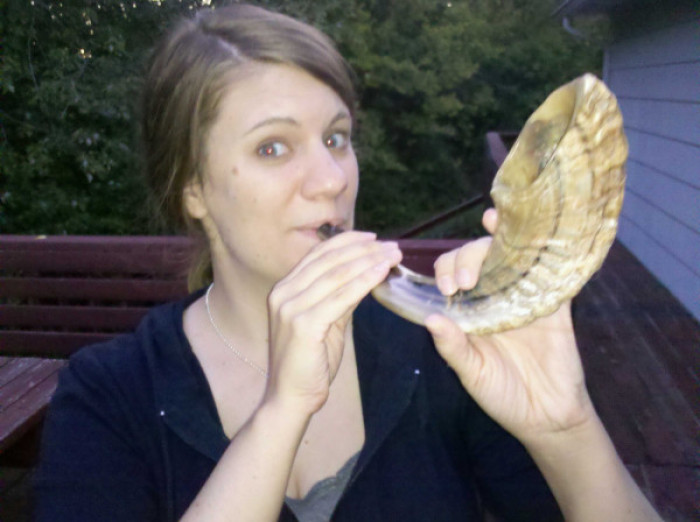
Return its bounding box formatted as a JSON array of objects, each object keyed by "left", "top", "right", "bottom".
[{"left": 0, "top": 357, "right": 66, "bottom": 458}]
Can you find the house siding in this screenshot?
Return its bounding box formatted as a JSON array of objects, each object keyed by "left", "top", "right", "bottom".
[{"left": 603, "top": 18, "right": 700, "bottom": 321}]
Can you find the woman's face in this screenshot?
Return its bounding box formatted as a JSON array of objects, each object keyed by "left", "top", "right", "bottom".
[{"left": 185, "top": 62, "right": 359, "bottom": 286}]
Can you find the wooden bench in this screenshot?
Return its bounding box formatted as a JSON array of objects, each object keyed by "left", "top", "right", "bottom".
[
  {"left": 0, "top": 235, "right": 193, "bottom": 465},
  {"left": 0, "top": 236, "right": 197, "bottom": 358},
  {"left": 0, "top": 234, "right": 461, "bottom": 466}
]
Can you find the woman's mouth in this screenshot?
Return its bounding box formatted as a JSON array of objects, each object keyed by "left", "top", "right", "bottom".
[{"left": 316, "top": 223, "right": 345, "bottom": 240}]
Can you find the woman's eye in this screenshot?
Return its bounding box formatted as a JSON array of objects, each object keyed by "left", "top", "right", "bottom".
[
  {"left": 257, "top": 141, "right": 288, "bottom": 158},
  {"left": 325, "top": 132, "right": 349, "bottom": 150}
]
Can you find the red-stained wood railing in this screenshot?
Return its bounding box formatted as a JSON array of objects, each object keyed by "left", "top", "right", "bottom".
[
  {"left": 0, "top": 235, "right": 192, "bottom": 465},
  {"left": 0, "top": 235, "right": 194, "bottom": 358},
  {"left": 0, "top": 233, "right": 463, "bottom": 465}
]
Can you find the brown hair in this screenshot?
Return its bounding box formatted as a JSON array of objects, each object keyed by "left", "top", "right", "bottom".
[{"left": 140, "top": 4, "right": 356, "bottom": 290}]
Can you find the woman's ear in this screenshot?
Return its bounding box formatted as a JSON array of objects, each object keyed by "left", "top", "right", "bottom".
[{"left": 183, "top": 179, "right": 208, "bottom": 220}]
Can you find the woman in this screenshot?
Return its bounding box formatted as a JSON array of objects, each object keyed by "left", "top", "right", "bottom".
[{"left": 35, "top": 4, "right": 661, "bottom": 521}]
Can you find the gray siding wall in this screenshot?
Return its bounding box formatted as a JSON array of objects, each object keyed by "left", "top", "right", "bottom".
[{"left": 603, "top": 18, "right": 700, "bottom": 321}]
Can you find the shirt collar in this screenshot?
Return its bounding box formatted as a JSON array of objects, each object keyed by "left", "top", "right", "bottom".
[
  {"left": 351, "top": 296, "right": 426, "bottom": 477},
  {"left": 146, "top": 292, "right": 427, "bottom": 464},
  {"left": 147, "top": 289, "right": 230, "bottom": 461}
]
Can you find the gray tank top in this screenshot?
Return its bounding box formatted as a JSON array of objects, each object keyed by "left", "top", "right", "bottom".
[{"left": 285, "top": 452, "right": 360, "bottom": 522}]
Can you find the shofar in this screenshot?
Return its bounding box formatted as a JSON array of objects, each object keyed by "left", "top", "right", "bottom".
[{"left": 371, "top": 73, "right": 628, "bottom": 334}]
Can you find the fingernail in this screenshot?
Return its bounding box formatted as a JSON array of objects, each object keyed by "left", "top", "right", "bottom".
[
  {"left": 374, "top": 260, "right": 391, "bottom": 272},
  {"left": 456, "top": 268, "right": 473, "bottom": 288},
  {"left": 382, "top": 242, "right": 401, "bottom": 260},
  {"left": 438, "top": 275, "right": 456, "bottom": 295}
]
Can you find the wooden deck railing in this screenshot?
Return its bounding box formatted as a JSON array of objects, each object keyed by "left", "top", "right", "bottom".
[{"left": 0, "top": 234, "right": 464, "bottom": 466}]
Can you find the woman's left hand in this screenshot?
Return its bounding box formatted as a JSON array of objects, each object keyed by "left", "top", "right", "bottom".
[{"left": 425, "top": 208, "right": 595, "bottom": 444}]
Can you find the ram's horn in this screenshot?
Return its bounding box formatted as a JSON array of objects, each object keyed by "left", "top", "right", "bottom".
[{"left": 371, "top": 73, "right": 628, "bottom": 335}]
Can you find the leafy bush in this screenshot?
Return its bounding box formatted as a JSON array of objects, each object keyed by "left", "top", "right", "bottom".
[{"left": 0, "top": 0, "right": 604, "bottom": 236}]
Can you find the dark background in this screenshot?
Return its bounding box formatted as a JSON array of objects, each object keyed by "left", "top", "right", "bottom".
[{"left": 0, "top": 0, "right": 606, "bottom": 236}]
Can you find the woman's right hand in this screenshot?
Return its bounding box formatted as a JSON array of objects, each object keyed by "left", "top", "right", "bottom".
[{"left": 263, "top": 231, "right": 402, "bottom": 415}]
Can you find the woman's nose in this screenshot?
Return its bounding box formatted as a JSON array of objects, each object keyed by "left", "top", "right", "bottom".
[{"left": 301, "top": 145, "right": 350, "bottom": 199}]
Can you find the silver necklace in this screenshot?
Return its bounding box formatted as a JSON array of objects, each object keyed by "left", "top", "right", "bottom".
[{"left": 204, "top": 283, "right": 268, "bottom": 378}]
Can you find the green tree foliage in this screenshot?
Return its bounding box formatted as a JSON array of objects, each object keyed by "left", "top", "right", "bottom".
[
  {"left": 0, "top": 0, "right": 604, "bottom": 236},
  {"left": 0, "top": 0, "right": 204, "bottom": 233}
]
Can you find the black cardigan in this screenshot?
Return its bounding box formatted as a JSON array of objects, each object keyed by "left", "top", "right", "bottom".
[{"left": 35, "top": 292, "right": 562, "bottom": 521}]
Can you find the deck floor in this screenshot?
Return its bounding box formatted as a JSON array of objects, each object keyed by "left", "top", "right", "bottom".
[
  {"left": 1, "top": 241, "right": 698, "bottom": 521},
  {"left": 573, "top": 241, "right": 699, "bottom": 521}
]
